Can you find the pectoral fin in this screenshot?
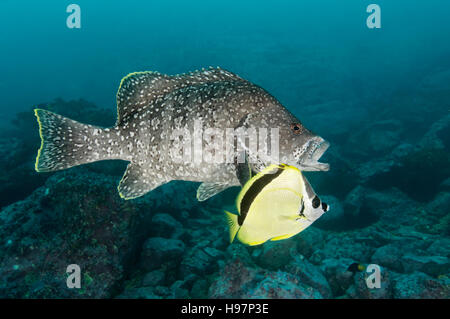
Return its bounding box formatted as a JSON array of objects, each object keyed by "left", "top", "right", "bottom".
[
  {"left": 196, "top": 182, "right": 232, "bottom": 201},
  {"left": 118, "top": 163, "right": 166, "bottom": 200}
]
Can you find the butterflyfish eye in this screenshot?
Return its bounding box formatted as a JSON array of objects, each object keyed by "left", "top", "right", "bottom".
[{"left": 312, "top": 195, "right": 320, "bottom": 209}]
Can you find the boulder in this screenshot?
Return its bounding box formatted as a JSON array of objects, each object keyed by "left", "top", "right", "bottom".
[
  {"left": 286, "top": 255, "right": 332, "bottom": 298},
  {"left": 179, "top": 244, "right": 222, "bottom": 277},
  {"left": 140, "top": 237, "right": 185, "bottom": 272},
  {"left": 319, "top": 257, "right": 356, "bottom": 296},
  {"left": 392, "top": 271, "right": 450, "bottom": 299},
  {"left": 345, "top": 266, "right": 393, "bottom": 299},
  {"left": 150, "top": 213, "right": 184, "bottom": 238},
  {"left": 401, "top": 254, "right": 449, "bottom": 277},
  {"left": 141, "top": 270, "right": 165, "bottom": 287},
  {"left": 295, "top": 227, "right": 325, "bottom": 259},
  {"left": 251, "top": 238, "right": 297, "bottom": 270},
  {"left": 244, "top": 271, "right": 323, "bottom": 299},
  {"left": 0, "top": 168, "right": 158, "bottom": 298},
  {"left": 208, "top": 258, "right": 265, "bottom": 298},
  {"left": 371, "top": 244, "right": 404, "bottom": 272},
  {"left": 115, "top": 287, "right": 159, "bottom": 299}
]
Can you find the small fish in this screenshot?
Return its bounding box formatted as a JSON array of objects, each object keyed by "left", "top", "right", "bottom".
[
  {"left": 225, "top": 163, "right": 329, "bottom": 246},
  {"left": 347, "top": 263, "right": 366, "bottom": 273},
  {"left": 34, "top": 67, "right": 329, "bottom": 201}
]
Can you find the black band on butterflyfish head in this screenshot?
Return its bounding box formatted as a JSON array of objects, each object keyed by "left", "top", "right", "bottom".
[{"left": 238, "top": 166, "right": 284, "bottom": 225}]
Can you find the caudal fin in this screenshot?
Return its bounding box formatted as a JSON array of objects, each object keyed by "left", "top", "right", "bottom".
[{"left": 34, "top": 109, "right": 121, "bottom": 172}]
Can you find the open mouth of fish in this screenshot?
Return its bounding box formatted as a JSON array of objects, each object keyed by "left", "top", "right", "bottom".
[{"left": 296, "top": 137, "right": 330, "bottom": 171}]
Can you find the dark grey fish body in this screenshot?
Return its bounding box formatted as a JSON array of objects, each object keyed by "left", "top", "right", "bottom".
[{"left": 35, "top": 68, "right": 329, "bottom": 201}]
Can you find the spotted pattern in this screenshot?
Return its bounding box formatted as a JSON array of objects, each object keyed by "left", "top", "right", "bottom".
[{"left": 35, "top": 67, "right": 328, "bottom": 200}]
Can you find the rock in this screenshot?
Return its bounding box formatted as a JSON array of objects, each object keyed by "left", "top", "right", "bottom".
[
  {"left": 341, "top": 186, "right": 380, "bottom": 229},
  {"left": 140, "top": 237, "right": 185, "bottom": 272},
  {"left": 392, "top": 271, "right": 450, "bottom": 299},
  {"left": 179, "top": 245, "right": 221, "bottom": 277},
  {"left": 190, "top": 279, "right": 209, "bottom": 298},
  {"left": 417, "top": 113, "right": 450, "bottom": 150},
  {"left": 251, "top": 238, "right": 297, "bottom": 270},
  {"left": 401, "top": 254, "right": 449, "bottom": 277},
  {"left": 371, "top": 244, "right": 404, "bottom": 272},
  {"left": 352, "top": 226, "right": 394, "bottom": 248},
  {"left": 208, "top": 258, "right": 265, "bottom": 298},
  {"left": 427, "top": 238, "right": 450, "bottom": 257},
  {"left": 286, "top": 255, "right": 332, "bottom": 298},
  {"left": 366, "top": 147, "right": 450, "bottom": 203},
  {"left": 295, "top": 227, "right": 325, "bottom": 259},
  {"left": 356, "top": 143, "right": 414, "bottom": 181},
  {"left": 0, "top": 168, "right": 159, "bottom": 298},
  {"left": 152, "top": 285, "right": 171, "bottom": 298},
  {"left": 314, "top": 233, "right": 374, "bottom": 263},
  {"left": 225, "top": 243, "right": 254, "bottom": 266},
  {"left": 170, "top": 275, "right": 197, "bottom": 298},
  {"left": 245, "top": 271, "right": 323, "bottom": 299},
  {"left": 116, "top": 287, "right": 159, "bottom": 299},
  {"left": 346, "top": 267, "right": 393, "bottom": 299},
  {"left": 208, "top": 253, "right": 325, "bottom": 299},
  {"left": 349, "top": 120, "right": 404, "bottom": 155},
  {"left": 426, "top": 192, "right": 450, "bottom": 218},
  {"left": 319, "top": 258, "right": 356, "bottom": 296},
  {"left": 150, "top": 213, "right": 183, "bottom": 238},
  {"left": 141, "top": 270, "right": 165, "bottom": 287}
]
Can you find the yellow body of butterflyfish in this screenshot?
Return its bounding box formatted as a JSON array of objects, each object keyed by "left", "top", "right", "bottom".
[{"left": 225, "top": 164, "right": 313, "bottom": 246}]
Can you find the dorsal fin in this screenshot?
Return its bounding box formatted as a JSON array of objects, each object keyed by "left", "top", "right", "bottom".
[{"left": 115, "top": 67, "right": 246, "bottom": 125}]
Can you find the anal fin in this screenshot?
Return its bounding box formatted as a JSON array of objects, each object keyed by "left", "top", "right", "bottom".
[
  {"left": 196, "top": 182, "right": 232, "bottom": 201},
  {"left": 118, "top": 163, "right": 166, "bottom": 200}
]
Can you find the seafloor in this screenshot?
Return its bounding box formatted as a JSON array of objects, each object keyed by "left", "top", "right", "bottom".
[{"left": 0, "top": 67, "right": 449, "bottom": 298}]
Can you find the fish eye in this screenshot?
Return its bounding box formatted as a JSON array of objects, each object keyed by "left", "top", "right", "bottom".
[
  {"left": 312, "top": 195, "right": 320, "bottom": 209},
  {"left": 290, "top": 123, "right": 302, "bottom": 134}
]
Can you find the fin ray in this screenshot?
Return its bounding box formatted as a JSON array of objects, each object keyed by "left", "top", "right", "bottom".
[
  {"left": 34, "top": 109, "right": 119, "bottom": 172},
  {"left": 116, "top": 67, "right": 246, "bottom": 125},
  {"left": 118, "top": 163, "right": 166, "bottom": 200},
  {"left": 196, "top": 181, "right": 233, "bottom": 201},
  {"left": 224, "top": 211, "right": 240, "bottom": 243}
]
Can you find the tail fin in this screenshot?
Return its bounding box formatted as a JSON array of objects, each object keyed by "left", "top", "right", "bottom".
[
  {"left": 224, "top": 210, "right": 240, "bottom": 243},
  {"left": 34, "top": 109, "right": 121, "bottom": 172}
]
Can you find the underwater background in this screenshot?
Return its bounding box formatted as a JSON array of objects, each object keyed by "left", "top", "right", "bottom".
[{"left": 0, "top": 0, "right": 449, "bottom": 298}]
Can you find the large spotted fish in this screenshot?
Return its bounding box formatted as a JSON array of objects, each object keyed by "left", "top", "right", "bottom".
[{"left": 34, "top": 67, "right": 329, "bottom": 201}]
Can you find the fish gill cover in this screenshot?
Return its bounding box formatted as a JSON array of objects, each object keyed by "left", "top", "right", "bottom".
[{"left": 0, "top": 0, "right": 448, "bottom": 300}]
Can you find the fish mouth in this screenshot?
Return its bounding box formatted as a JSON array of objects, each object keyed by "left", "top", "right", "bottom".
[{"left": 296, "top": 137, "right": 330, "bottom": 171}]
